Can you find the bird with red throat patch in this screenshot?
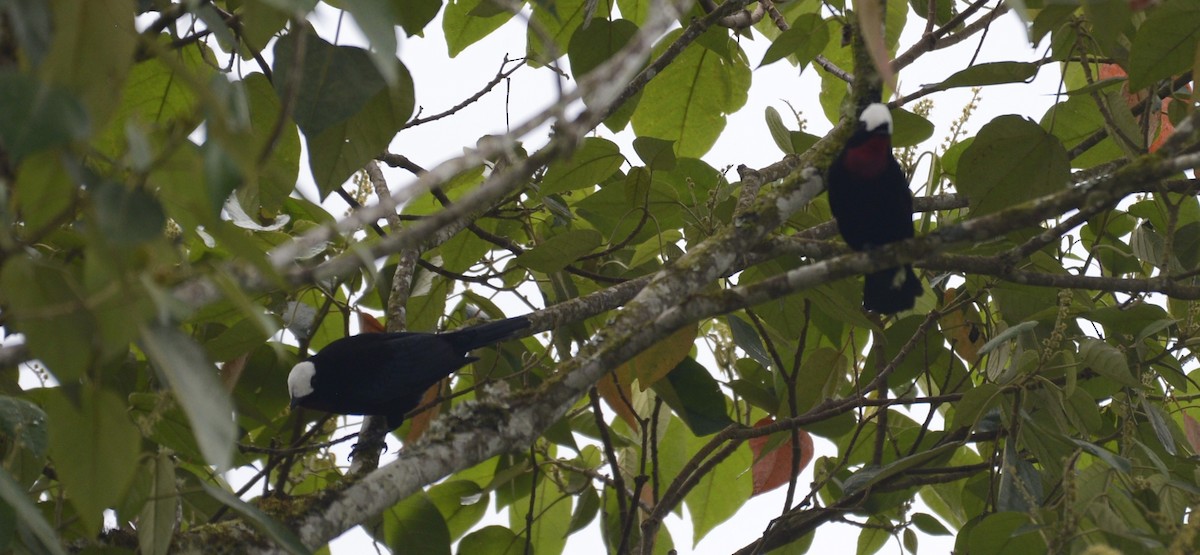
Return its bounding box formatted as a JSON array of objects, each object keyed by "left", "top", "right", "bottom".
[{"left": 826, "top": 102, "right": 923, "bottom": 314}]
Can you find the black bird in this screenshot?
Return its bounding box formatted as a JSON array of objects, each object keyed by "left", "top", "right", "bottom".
[
  {"left": 826, "top": 103, "right": 923, "bottom": 313},
  {"left": 287, "top": 316, "right": 531, "bottom": 429}
]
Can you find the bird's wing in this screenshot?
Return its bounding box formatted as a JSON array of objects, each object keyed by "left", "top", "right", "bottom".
[{"left": 355, "top": 334, "right": 472, "bottom": 406}]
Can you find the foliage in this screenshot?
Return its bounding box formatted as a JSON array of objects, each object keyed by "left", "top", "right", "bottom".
[{"left": 0, "top": 0, "right": 1198, "bottom": 554}]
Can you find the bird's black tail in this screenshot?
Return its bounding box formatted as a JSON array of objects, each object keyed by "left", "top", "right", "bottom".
[
  {"left": 446, "top": 316, "right": 532, "bottom": 352},
  {"left": 863, "top": 265, "right": 922, "bottom": 314}
]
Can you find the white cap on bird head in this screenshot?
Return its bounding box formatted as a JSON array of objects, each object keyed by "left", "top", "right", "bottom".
[
  {"left": 288, "top": 360, "right": 316, "bottom": 404},
  {"left": 859, "top": 103, "right": 892, "bottom": 134}
]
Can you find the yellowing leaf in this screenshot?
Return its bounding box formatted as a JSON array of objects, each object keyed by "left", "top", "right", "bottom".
[
  {"left": 939, "top": 288, "right": 986, "bottom": 365},
  {"left": 617, "top": 323, "right": 698, "bottom": 390}
]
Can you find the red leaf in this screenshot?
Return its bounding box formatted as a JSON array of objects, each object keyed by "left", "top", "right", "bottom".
[
  {"left": 404, "top": 382, "right": 444, "bottom": 442},
  {"left": 358, "top": 312, "right": 386, "bottom": 334},
  {"left": 1096, "top": 63, "right": 1192, "bottom": 153},
  {"left": 1184, "top": 413, "right": 1200, "bottom": 455},
  {"left": 748, "top": 417, "right": 814, "bottom": 496}
]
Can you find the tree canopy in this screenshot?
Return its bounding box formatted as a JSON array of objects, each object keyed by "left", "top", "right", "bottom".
[{"left": 0, "top": 0, "right": 1199, "bottom": 554}]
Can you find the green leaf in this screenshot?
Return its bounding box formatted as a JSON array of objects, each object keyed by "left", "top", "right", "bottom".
[
  {"left": 1128, "top": 2, "right": 1200, "bottom": 89},
  {"left": 628, "top": 228, "right": 680, "bottom": 268},
  {"left": 857, "top": 516, "right": 889, "bottom": 555},
  {"left": 1078, "top": 338, "right": 1142, "bottom": 389},
  {"left": 885, "top": 0, "right": 907, "bottom": 50},
  {"left": 567, "top": 18, "right": 641, "bottom": 130},
  {"left": 567, "top": 487, "right": 600, "bottom": 534},
  {"left": 272, "top": 33, "right": 387, "bottom": 137},
  {"left": 817, "top": 18, "right": 850, "bottom": 125},
  {"left": 305, "top": 77, "right": 414, "bottom": 197},
  {"left": 997, "top": 440, "right": 1040, "bottom": 513},
  {"left": 765, "top": 106, "right": 794, "bottom": 154},
  {"left": 127, "top": 393, "right": 206, "bottom": 463},
  {"left": 92, "top": 181, "right": 166, "bottom": 246},
  {"left": 340, "top": 0, "right": 401, "bottom": 84},
  {"left": 758, "top": 13, "right": 829, "bottom": 68},
  {"left": 632, "top": 30, "right": 751, "bottom": 157},
  {"left": 907, "top": 0, "right": 953, "bottom": 25},
  {"left": 957, "top": 115, "right": 1069, "bottom": 216},
  {"left": 1140, "top": 395, "right": 1178, "bottom": 456},
  {"left": 137, "top": 451, "right": 178, "bottom": 555},
  {"left": 790, "top": 131, "right": 820, "bottom": 155},
  {"left": 842, "top": 444, "right": 959, "bottom": 497},
  {"left": 45, "top": 388, "right": 141, "bottom": 536},
  {"left": 1082, "top": 0, "right": 1132, "bottom": 58},
  {"left": 966, "top": 512, "right": 1046, "bottom": 554},
  {"left": 201, "top": 482, "right": 312, "bottom": 555},
  {"left": 890, "top": 108, "right": 934, "bottom": 148},
  {"left": 508, "top": 475, "right": 570, "bottom": 555},
  {"left": 237, "top": 72, "right": 300, "bottom": 214},
  {"left": 1066, "top": 438, "right": 1131, "bottom": 473},
  {"left": 139, "top": 322, "right": 237, "bottom": 470},
  {"left": 652, "top": 357, "right": 735, "bottom": 436},
  {"left": 1083, "top": 302, "right": 1172, "bottom": 337},
  {"left": 540, "top": 137, "right": 625, "bottom": 195},
  {"left": 202, "top": 141, "right": 241, "bottom": 218},
  {"left": 385, "top": 493, "right": 452, "bottom": 555},
  {"left": 0, "top": 73, "right": 89, "bottom": 162},
  {"left": 238, "top": 1, "right": 289, "bottom": 57},
  {"left": 0, "top": 467, "right": 67, "bottom": 555},
  {"left": 0, "top": 0, "right": 52, "bottom": 66},
  {"left": 12, "top": 150, "right": 75, "bottom": 232},
  {"left": 978, "top": 320, "right": 1038, "bottom": 355},
  {"left": 1174, "top": 221, "right": 1200, "bottom": 270},
  {"left": 457, "top": 526, "right": 524, "bottom": 555},
  {"left": 393, "top": 0, "right": 443, "bottom": 36},
  {"left": 443, "top": 0, "right": 517, "bottom": 57},
  {"left": 951, "top": 383, "right": 1001, "bottom": 430},
  {"left": 912, "top": 512, "right": 951, "bottom": 535},
  {"left": 936, "top": 62, "right": 1040, "bottom": 90},
  {"left": 93, "top": 35, "right": 212, "bottom": 159},
  {"left": 568, "top": 18, "right": 638, "bottom": 78},
  {"left": 205, "top": 317, "right": 275, "bottom": 362},
  {"left": 726, "top": 315, "right": 772, "bottom": 369},
  {"left": 527, "top": 0, "right": 588, "bottom": 65},
  {"left": 42, "top": 0, "right": 136, "bottom": 124},
  {"left": 427, "top": 481, "right": 488, "bottom": 541},
  {"left": 1040, "top": 94, "right": 1124, "bottom": 169},
  {"left": 514, "top": 229, "right": 602, "bottom": 273},
  {"left": 632, "top": 136, "right": 677, "bottom": 171},
  {"left": 684, "top": 436, "right": 751, "bottom": 545},
  {"left": 793, "top": 347, "right": 846, "bottom": 415},
  {"left": 441, "top": 229, "right": 493, "bottom": 274},
  {"left": 616, "top": 0, "right": 647, "bottom": 25},
  {"left": 0, "top": 257, "right": 95, "bottom": 382},
  {"left": 0, "top": 396, "right": 48, "bottom": 462}
]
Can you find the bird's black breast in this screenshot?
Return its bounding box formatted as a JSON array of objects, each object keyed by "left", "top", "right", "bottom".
[{"left": 827, "top": 152, "right": 913, "bottom": 251}]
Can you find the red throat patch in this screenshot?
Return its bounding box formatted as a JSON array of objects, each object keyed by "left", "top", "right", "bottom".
[{"left": 842, "top": 135, "right": 892, "bottom": 180}]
